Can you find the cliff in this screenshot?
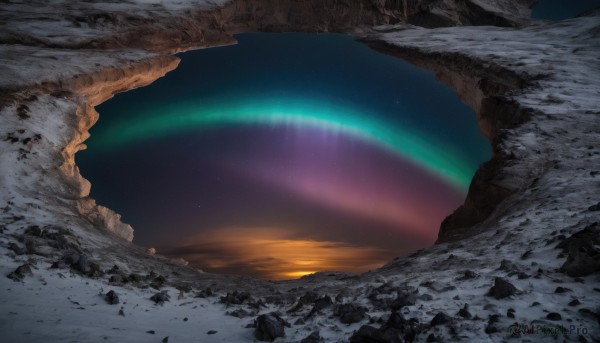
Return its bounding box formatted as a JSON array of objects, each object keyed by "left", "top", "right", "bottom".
[{"left": 1, "top": 0, "right": 599, "bottom": 342}]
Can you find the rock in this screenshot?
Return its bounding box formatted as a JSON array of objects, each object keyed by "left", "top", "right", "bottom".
[
  {"left": 588, "top": 202, "right": 600, "bottom": 211},
  {"left": 228, "top": 308, "right": 251, "bottom": 318},
  {"left": 254, "top": 312, "right": 286, "bottom": 342},
  {"left": 335, "top": 303, "right": 367, "bottom": 324},
  {"left": 150, "top": 291, "right": 170, "bottom": 304},
  {"left": 487, "top": 277, "right": 518, "bottom": 299},
  {"left": 162, "top": 336, "right": 169, "bottom": 343},
  {"left": 300, "top": 331, "right": 322, "bottom": 343},
  {"left": 7, "top": 264, "right": 33, "bottom": 281},
  {"left": 207, "top": 330, "right": 217, "bottom": 335},
  {"left": 391, "top": 291, "right": 417, "bottom": 310},
  {"left": 349, "top": 325, "right": 384, "bottom": 343},
  {"left": 461, "top": 270, "right": 478, "bottom": 280},
  {"left": 146, "top": 247, "right": 156, "bottom": 254},
  {"left": 431, "top": 312, "right": 452, "bottom": 326},
  {"left": 458, "top": 307, "right": 472, "bottom": 319},
  {"left": 568, "top": 299, "right": 581, "bottom": 306},
  {"left": 546, "top": 312, "right": 562, "bottom": 321},
  {"left": 146, "top": 330, "right": 155, "bottom": 334},
  {"left": 220, "top": 291, "right": 251, "bottom": 305},
  {"left": 287, "top": 291, "right": 318, "bottom": 313},
  {"left": 554, "top": 286, "right": 571, "bottom": 293},
  {"left": 557, "top": 224, "right": 600, "bottom": 276},
  {"left": 306, "top": 295, "right": 333, "bottom": 318},
  {"left": 105, "top": 290, "right": 119, "bottom": 305},
  {"left": 8, "top": 242, "right": 26, "bottom": 255},
  {"left": 195, "top": 287, "right": 213, "bottom": 298},
  {"left": 385, "top": 310, "right": 419, "bottom": 341}
]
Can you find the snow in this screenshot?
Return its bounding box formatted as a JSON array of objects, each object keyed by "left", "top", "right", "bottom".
[{"left": 1, "top": 1, "right": 599, "bottom": 342}]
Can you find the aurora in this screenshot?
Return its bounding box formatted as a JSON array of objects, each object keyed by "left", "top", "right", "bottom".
[
  {"left": 93, "top": 96, "right": 475, "bottom": 191},
  {"left": 78, "top": 32, "right": 491, "bottom": 279}
]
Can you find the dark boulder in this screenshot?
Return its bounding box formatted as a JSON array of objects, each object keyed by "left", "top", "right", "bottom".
[
  {"left": 391, "top": 291, "right": 417, "bottom": 310},
  {"left": 254, "top": 312, "right": 287, "bottom": 342},
  {"left": 287, "top": 291, "right": 319, "bottom": 313},
  {"left": 350, "top": 311, "right": 420, "bottom": 343},
  {"left": 300, "top": 331, "right": 323, "bottom": 343},
  {"left": 487, "top": 277, "right": 518, "bottom": 299},
  {"left": 105, "top": 290, "right": 120, "bottom": 305},
  {"left": 430, "top": 312, "right": 452, "bottom": 326},
  {"left": 150, "top": 291, "right": 170, "bottom": 304},
  {"left": 557, "top": 223, "right": 600, "bottom": 277},
  {"left": 335, "top": 303, "right": 367, "bottom": 324},
  {"left": 220, "top": 291, "right": 251, "bottom": 305},
  {"left": 306, "top": 295, "right": 333, "bottom": 318},
  {"left": 7, "top": 264, "right": 32, "bottom": 281}
]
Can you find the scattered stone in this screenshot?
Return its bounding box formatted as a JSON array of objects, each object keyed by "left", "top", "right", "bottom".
[
  {"left": 183, "top": 317, "right": 188, "bottom": 322},
  {"left": 418, "top": 294, "right": 433, "bottom": 301},
  {"left": 228, "top": 308, "right": 251, "bottom": 318},
  {"left": 431, "top": 312, "right": 452, "bottom": 326},
  {"left": 521, "top": 250, "right": 532, "bottom": 259},
  {"left": 557, "top": 223, "right": 600, "bottom": 277},
  {"left": 287, "top": 292, "right": 318, "bottom": 313},
  {"left": 207, "top": 330, "right": 217, "bottom": 335},
  {"left": 485, "top": 325, "right": 498, "bottom": 334},
  {"left": 150, "top": 291, "right": 170, "bottom": 305},
  {"left": 300, "top": 331, "right": 322, "bottom": 343},
  {"left": 568, "top": 299, "right": 581, "bottom": 306},
  {"left": 293, "top": 318, "right": 305, "bottom": 325},
  {"left": 546, "top": 312, "right": 562, "bottom": 321},
  {"left": 7, "top": 264, "right": 32, "bottom": 281},
  {"left": 118, "top": 308, "right": 125, "bottom": 316},
  {"left": 254, "top": 312, "right": 287, "bottom": 342},
  {"left": 306, "top": 295, "right": 333, "bottom": 318},
  {"left": 105, "top": 290, "right": 119, "bottom": 305},
  {"left": 195, "top": 287, "right": 213, "bottom": 298},
  {"left": 391, "top": 290, "right": 417, "bottom": 310},
  {"left": 458, "top": 306, "right": 472, "bottom": 319},
  {"left": 588, "top": 202, "right": 600, "bottom": 211},
  {"left": 146, "top": 330, "right": 155, "bottom": 334},
  {"left": 554, "top": 286, "right": 572, "bottom": 293},
  {"left": 487, "top": 277, "right": 518, "bottom": 299},
  {"left": 8, "top": 243, "right": 26, "bottom": 255},
  {"left": 220, "top": 291, "right": 251, "bottom": 305},
  {"left": 531, "top": 302, "right": 541, "bottom": 307},
  {"left": 349, "top": 325, "right": 382, "bottom": 343},
  {"left": 335, "top": 303, "right": 367, "bottom": 324},
  {"left": 146, "top": 247, "right": 156, "bottom": 255},
  {"left": 350, "top": 310, "right": 419, "bottom": 343},
  {"left": 427, "top": 333, "right": 439, "bottom": 342},
  {"left": 162, "top": 336, "right": 169, "bottom": 343}
]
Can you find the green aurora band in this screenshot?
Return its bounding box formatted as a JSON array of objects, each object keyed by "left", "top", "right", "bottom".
[{"left": 93, "top": 97, "right": 476, "bottom": 191}]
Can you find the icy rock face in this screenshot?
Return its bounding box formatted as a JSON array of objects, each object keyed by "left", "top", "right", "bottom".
[
  {"left": 0, "top": 0, "right": 535, "bottom": 244},
  {"left": 365, "top": 16, "right": 600, "bottom": 242},
  {"left": 1, "top": 1, "right": 600, "bottom": 342}
]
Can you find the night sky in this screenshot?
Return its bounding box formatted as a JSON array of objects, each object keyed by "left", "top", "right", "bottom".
[
  {"left": 77, "top": 33, "right": 491, "bottom": 280},
  {"left": 531, "top": 0, "right": 599, "bottom": 20}
]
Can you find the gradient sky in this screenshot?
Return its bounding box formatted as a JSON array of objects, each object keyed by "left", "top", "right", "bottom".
[
  {"left": 531, "top": 0, "right": 598, "bottom": 20},
  {"left": 77, "top": 33, "right": 491, "bottom": 280}
]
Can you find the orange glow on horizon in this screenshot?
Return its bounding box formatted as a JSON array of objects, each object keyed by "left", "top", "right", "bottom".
[{"left": 167, "top": 227, "right": 399, "bottom": 280}]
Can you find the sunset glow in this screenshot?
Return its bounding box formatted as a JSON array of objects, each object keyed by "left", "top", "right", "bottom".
[{"left": 161, "top": 227, "right": 396, "bottom": 280}]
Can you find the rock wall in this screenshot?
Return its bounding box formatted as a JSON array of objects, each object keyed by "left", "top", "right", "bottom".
[{"left": 0, "top": 0, "right": 536, "bottom": 244}]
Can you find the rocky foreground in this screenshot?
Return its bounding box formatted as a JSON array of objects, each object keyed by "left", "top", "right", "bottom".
[{"left": 1, "top": 0, "right": 599, "bottom": 342}]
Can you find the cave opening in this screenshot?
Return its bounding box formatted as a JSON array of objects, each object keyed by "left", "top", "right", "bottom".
[{"left": 76, "top": 33, "right": 491, "bottom": 280}]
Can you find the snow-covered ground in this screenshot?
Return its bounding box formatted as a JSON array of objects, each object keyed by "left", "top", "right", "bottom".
[{"left": 1, "top": 0, "right": 599, "bottom": 342}]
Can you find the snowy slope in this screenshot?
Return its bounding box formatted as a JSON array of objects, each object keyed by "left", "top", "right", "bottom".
[{"left": 1, "top": 1, "right": 599, "bottom": 342}]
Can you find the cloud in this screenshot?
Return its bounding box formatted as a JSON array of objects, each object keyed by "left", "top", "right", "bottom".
[{"left": 159, "top": 226, "right": 400, "bottom": 280}]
